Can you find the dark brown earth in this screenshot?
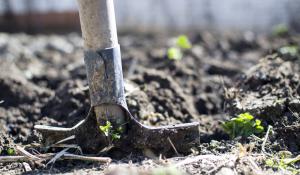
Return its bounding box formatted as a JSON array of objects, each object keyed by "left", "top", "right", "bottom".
[{"left": 0, "top": 31, "right": 300, "bottom": 174}]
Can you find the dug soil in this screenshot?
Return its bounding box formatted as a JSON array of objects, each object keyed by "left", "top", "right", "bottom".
[{"left": 0, "top": 31, "right": 300, "bottom": 174}]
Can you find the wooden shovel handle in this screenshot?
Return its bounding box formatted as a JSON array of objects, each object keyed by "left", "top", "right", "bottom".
[{"left": 77, "top": 0, "right": 118, "bottom": 50}]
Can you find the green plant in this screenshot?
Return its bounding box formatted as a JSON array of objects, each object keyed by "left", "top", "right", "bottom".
[
  {"left": 272, "top": 24, "right": 289, "bottom": 36},
  {"left": 167, "top": 47, "right": 182, "bottom": 60},
  {"left": 6, "top": 148, "right": 15, "bottom": 155},
  {"left": 222, "top": 113, "right": 264, "bottom": 139},
  {"left": 278, "top": 45, "right": 299, "bottom": 57},
  {"left": 99, "top": 121, "right": 112, "bottom": 137},
  {"left": 111, "top": 126, "right": 123, "bottom": 141},
  {"left": 176, "top": 35, "right": 192, "bottom": 49},
  {"left": 265, "top": 151, "right": 300, "bottom": 174},
  {"left": 167, "top": 35, "right": 192, "bottom": 60},
  {"left": 99, "top": 121, "right": 122, "bottom": 141}
]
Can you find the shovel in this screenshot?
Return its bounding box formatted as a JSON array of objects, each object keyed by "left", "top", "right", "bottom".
[{"left": 34, "top": 0, "right": 199, "bottom": 154}]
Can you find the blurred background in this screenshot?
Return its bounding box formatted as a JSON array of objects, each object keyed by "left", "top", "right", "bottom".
[{"left": 0, "top": 0, "right": 300, "bottom": 33}]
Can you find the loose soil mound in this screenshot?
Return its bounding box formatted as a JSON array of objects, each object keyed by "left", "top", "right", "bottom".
[{"left": 226, "top": 54, "right": 300, "bottom": 152}]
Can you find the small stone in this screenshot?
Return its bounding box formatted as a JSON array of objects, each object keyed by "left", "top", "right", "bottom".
[
  {"left": 22, "top": 162, "right": 32, "bottom": 172},
  {"left": 216, "top": 167, "right": 235, "bottom": 175}
]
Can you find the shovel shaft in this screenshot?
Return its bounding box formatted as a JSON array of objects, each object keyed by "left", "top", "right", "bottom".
[
  {"left": 77, "top": 0, "right": 118, "bottom": 50},
  {"left": 77, "top": 0, "right": 125, "bottom": 127}
]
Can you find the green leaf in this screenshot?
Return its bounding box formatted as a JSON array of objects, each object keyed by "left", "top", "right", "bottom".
[
  {"left": 279, "top": 45, "right": 299, "bottom": 56},
  {"left": 265, "top": 153, "right": 300, "bottom": 174},
  {"left": 99, "top": 121, "right": 112, "bottom": 136},
  {"left": 255, "top": 119, "right": 261, "bottom": 126},
  {"left": 256, "top": 125, "right": 264, "bottom": 132},
  {"left": 167, "top": 47, "right": 182, "bottom": 60},
  {"left": 222, "top": 113, "right": 264, "bottom": 139},
  {"left": 7, "top": 148, "right": 15, "bottom": 155},
  {"left": 111, "top": 133, "right": 121, "bottom": 141},
  {"left": 266, "top": 158, "right": 275, "bottom": 167},
  {"left": 238, "top": 112, "right": 253, "bottom": 120},
  {"left": 176, "top": 35, "right": 192, "bottom": 49},
  {"left": 99, "top": 121, "right": 123, "bottom": 141}
]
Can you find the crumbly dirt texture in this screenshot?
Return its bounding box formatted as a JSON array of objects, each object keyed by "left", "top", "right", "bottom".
[{"left": 0, "top": 32, "right": 300, "bottom": 174}]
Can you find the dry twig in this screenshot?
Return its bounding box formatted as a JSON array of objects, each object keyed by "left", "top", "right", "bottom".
[
  {"left": 245, "top": 156, "right": 263, "bottom": 174},
  {"left": 0, "top": 156, "right": 30, "bottom": 163},
  {"left": 46, "top": 148, "right": 70, "bottom": 166},
  {"left": 22, "top": 162, "right": 32, "bottom": 172},
  {"left": 16, "top": 146, "right": 41, "bottom": 161},
  {"left": 0, "top": 153, "right": 111, "bottom": 164},
  {"left": 167, "top": 137, "right": 180, "bottom": 157},
  {"left": 261, "top": 125, "right": 272, "bottom": 154}
]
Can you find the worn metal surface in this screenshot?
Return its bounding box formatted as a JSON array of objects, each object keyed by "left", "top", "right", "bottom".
[
  {"left": 127, "top": 118, "right": 199, "bottom": 153},
  {"left": 35, "top": 109, "right": 107, "bottom": 153},
  {"left": 84, "top": 45, "right": 126, "bottom": 108},
  {"left": 35, "top": 108, "right": 199, "bottom": 154}
]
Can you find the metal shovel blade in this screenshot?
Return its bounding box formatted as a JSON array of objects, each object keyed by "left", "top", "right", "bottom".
[{"left": 35, "top": 107, "right": 199, "bottom": 154}]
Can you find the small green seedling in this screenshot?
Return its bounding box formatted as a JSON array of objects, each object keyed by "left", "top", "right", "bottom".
[
  {"left": 6, "top": 148, "right": 15, "bottom": 155},
  {"left": 111, "top": 126, "right": 123, "bottom": 141},
  {"left": 279, "top": 45, "right": 299, "bottom": 57},
  {"left": 168, "top": 47, "right": 183, "bottom": 60},
  {"left": 222, "top": 113, "right": 264, "bottom": 139},
  {"left": 99, "top": 121, "right": 112, "bottom": 137},
  {"left": 176, "top": 35, "right": 192, "bottom": 49},
  {"left": 167, "top": 35, "right": 192, "bottom": 60},
  {"left": 272, "top": 24, "right": 289, "bottom": 36},
  {"left": 265, "top": 151, "right": 300, "bottom": 174},
  {"left": 99, "top": 121, "right": 122, "bottom": 141}
]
